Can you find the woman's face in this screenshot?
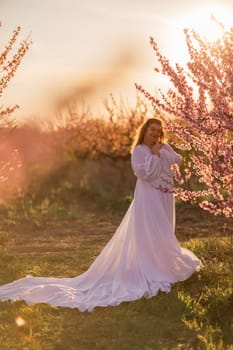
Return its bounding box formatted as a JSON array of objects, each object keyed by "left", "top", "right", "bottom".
[{"left": 144, "top": 123, "right": 162, "bottom": 146}]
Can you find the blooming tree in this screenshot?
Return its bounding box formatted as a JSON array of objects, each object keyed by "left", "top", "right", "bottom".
[
  {"left": 0, "top": 24, "right": 31, "bottom": 183},
  {"left": 0, "top": 24, "right": 31, "bottom": 124},
  {"left": 136, "top": 25, "right": 233, "bottom": 217}
]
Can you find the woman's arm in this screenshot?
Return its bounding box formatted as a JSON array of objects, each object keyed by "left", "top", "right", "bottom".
[
  {"left": 160, "top": 143, "right": 182, "bottom": 166},
  {"left": 131, "top": 146, "right": 162, "bottom": 181}
]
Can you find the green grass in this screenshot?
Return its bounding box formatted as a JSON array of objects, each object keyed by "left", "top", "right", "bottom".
[{"left": 0, "top": 194, "right": 232, "bottom": 350}]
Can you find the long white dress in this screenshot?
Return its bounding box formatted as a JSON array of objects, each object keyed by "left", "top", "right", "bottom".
[{"left": 0, "top": 143, "right": 202, "bottom": 312}]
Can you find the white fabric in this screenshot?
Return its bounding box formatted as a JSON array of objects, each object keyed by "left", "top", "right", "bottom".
[{"left": 0, "top": 143, "right": 202, "bottom": 312}]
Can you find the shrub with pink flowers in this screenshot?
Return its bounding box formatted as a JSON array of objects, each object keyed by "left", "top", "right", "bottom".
[{"left": 53, "top": 94, "right": 149, "bottom": 160}]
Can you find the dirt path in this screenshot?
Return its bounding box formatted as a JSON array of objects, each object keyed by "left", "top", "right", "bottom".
[{"left": 0, "top": 201, "right": 231, "bottom": 259}]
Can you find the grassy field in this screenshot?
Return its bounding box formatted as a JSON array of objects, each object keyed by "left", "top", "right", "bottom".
[{"left": 0, "top": 189, "right": 232, "bottom": 350}]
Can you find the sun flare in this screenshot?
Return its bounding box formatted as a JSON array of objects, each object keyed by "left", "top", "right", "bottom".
[
  {"left": 167, "top": 2, "right": 232, "bottom": 64},
  {"left": 181, "top": 3, "right": 232, "bottom": 41}
]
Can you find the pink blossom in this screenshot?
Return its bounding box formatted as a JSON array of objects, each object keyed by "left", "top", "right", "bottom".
[{"left": 137, "top": 26, "right": 233, "bottom": 217}]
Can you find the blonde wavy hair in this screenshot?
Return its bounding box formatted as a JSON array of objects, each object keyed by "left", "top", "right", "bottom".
[{"left": 131, "top": 118, "right": 165, "bottom": 153}]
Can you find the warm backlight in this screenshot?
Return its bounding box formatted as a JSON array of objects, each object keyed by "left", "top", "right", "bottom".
[{"left": 182, "top": 3, "right": 232, "bottom": 41}]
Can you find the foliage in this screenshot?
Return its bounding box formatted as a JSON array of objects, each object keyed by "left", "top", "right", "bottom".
[
  {"left": 136, "top": 25, "right": 233, "bottom": 217},
  {"left": 51, "top": 94, "right": 152, "bottom": 160}
]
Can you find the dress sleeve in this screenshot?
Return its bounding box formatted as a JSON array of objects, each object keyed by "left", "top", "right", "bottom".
[
  {"left": 131, "top": 146, "right": 161, "bottom": 181},
  {"left": 160, "top": 144, "right": 182, "bottom": 166}
]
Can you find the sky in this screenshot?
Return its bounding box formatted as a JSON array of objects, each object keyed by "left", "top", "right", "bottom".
[{"left": 0, "top": 0, "right": 233, "bottom": 122}]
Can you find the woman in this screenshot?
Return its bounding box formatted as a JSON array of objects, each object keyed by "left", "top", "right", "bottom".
[{"left": 0, "top": 118, "right": 202, "bottom": 312}]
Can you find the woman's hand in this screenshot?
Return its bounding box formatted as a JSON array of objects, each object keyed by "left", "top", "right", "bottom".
[{"left": 151, "top": 141, "right": 162, "bottom": 156}]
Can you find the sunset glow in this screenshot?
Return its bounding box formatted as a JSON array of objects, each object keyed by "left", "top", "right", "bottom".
[
  {"left": 0, "top": 0, "right": 232, "bottom": 121},
  {"left": 181, "top": 3, "right": 232, "bottom": 40},
  {"left": 165, "top": 2, "right": 233, "bottom": 66}
]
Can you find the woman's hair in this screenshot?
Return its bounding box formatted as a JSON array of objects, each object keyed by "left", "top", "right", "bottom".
[{"left": 131, "top": 117, "right": 165, "bottom": 152}]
